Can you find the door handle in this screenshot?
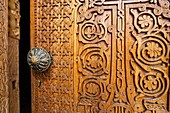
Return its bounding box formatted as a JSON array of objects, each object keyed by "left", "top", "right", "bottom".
[{"left": 27, "top": 47, "right": 52, "bottom": 72}]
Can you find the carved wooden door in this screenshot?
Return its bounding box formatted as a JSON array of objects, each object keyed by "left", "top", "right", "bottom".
[{"left": 30, "top": 0, "right": 170, "bottom": 112}]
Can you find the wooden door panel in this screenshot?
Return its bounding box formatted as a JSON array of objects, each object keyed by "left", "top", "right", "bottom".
[
  {"left": 125, "top": 3, "right": 170, "bottom": 112},
  {"left": 30, "top": 0, "right": 75, "bottom": 112},
  {"left": 30, "top": 0, "right": 170, "bottom": 112},
  {"left": 76, "top": 4, "right": 117, "bottom": 112}
]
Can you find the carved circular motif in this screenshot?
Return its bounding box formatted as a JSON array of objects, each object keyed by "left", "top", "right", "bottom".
[
  {"left": 81, "top": 78, "right": 103, "bottom": 98},
  {"left": 131, "top": 10, "right": 157, "bottom": 33},
  {"left": 81, "top": 22, "right": 106, "bottom": 43},
  {"left": 135, "top": 72, "right": 169, "bottom": 97},
  {"left": 141, "top": 39, "right": 164, "bottom": 61},
  {"left": 137, "top": 35, "right": 168, "bottom": 65},
  {"left": 27, "top": 48, "right": 52, "bottom": 72},
  {"left": 82, "top": 22, "right": 97, "bottom": 41},
  {"left": 137, "top": 14, "right": 154, "bottom": 29},
  {"left": 145, "top": 42, "right": 162, "bottom": 58},
  {"left": 85, "top": 82, "right": 100, "bottom": 97},
  {"left": 78, "top": 45, "right": 108, "bottom": 76}
]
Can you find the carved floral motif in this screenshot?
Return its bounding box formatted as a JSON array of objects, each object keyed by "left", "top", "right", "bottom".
[
  {"left": 144, "top": 75, "right": 158, "bottom": 90},
  {"left": 32, "top": 0, "right": 170, "bottom": 112},
  {"left": 86, "top": 82, "right": 99, "bottom": 95},
  {"left": 78, "top": 45, "right": 109, "bottom": 76},
  {"left": 146, "top": 42, "right": 162, "bottom": 58},
  {"left": 87, "top": 55, "right": 103, "bottom": 69},
  {"left": 127, "top": 1, "right": 170, "bottom": 112},
  {"left": 138, "top": 15, "right": 153, "bottom": 28},
  {"left": 77, "top": 0, "right": 170, "bottom": 112}
]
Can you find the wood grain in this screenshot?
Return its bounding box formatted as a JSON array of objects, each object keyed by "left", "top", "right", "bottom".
[
  {"left": 31, "top": 0, "right": 170, "bottom": 112},
  {"left": 8, "top": 0, "right": 20, "bottom": 113},
  {"left": 0, "top": 0, "right": 9, "bottom": 113}
]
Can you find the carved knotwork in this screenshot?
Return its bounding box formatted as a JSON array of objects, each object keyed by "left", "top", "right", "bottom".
[
  {"left": 31, "top": 0, "right": 75, "bottom": 112},
  {"left": 31, "top": 0, "right": 170, "bottom": 112}
]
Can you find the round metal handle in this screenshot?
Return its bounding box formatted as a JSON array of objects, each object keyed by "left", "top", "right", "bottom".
[{"left": 27, "top": 47, "right": 52, "bottom": 72}]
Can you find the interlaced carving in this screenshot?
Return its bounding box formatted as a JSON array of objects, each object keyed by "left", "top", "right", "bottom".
[
  {"left": 32, "top": 0, "right": 74, "bottom": 112},
  {"left": 31, "top": 0, "right": 170, "bottom": 112},
  {"left": 76, "top": 1, "right": 116, "bottom": 112},
  {"left": 76, "top": 0, "right": 170, "bottom": 112}
]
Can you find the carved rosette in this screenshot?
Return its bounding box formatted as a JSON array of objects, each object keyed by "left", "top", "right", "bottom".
[
  {"left": 76, "top": 0, "right": 135, "bottom": 112},
  {"left": 76, "top": 0, "right": 114, "bottom": 112},
  {"left": 31, "top": 0, "right": 170, "bottom": 112},
  {"left": 78, "top": 45, "right": 109, "bottom": 76},
  {"left": 77, "top": 0, "right": 170, "bottom": 112},
  {"left": 126, "top": 0, "right": 170, "bottom": 112}
]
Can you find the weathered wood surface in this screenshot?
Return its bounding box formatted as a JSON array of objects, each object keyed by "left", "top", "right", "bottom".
[
  {"left": 0, "top": 0, "right": 9, "bottom": 113},
  {"left": 8, "top": 0, "right": 20, "bottom": 113},
  {"left": 0, "top": 0, "right": 20, "bottom": 113},
  {"left": 31, "top": 0, "right": 170, "bottom": 112}
]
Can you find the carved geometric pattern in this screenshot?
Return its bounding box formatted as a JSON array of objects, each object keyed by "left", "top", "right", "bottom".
[
  {"left": 31, "top": 0, "right": 74, "bottom": 112},
  {"left": 31, "top": 0, "right": 170, "bottom": 112}
]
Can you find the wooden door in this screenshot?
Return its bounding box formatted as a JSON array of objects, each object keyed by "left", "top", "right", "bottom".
[{"left": 30, "top": 0, "right": 170, "bottom": 112}]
